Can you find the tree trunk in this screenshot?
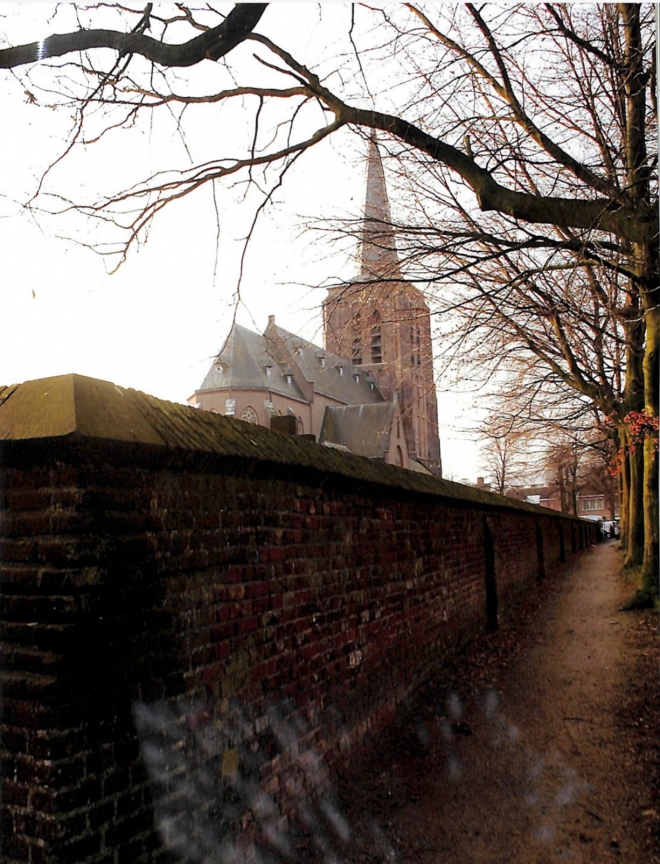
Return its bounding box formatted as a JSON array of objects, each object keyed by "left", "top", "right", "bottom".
[
  {"left": 620, "top": 304, "right": 644, "bottom": 567},
  {"left": 641, "top": 304, "right": 659, "bottom": 594},
  {"left": 618, "top": 436, "right": 629, "bottom": 556},
  {"left": 620, "top": 2, "right": 658, "bottom": 588},
  {"left": 625, "top": 436, "right": 645, "bottom": 569},
  {"left": 641, "top": 437, "right": 658, "bottom": 592}
]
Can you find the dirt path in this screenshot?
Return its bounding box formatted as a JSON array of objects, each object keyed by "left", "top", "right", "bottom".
[{"left": 335, "top": 542, "right": 659, "bottom": 864}]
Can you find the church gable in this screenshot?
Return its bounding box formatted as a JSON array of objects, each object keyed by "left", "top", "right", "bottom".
[{"left": 319, "top": 402, "right": 412, "bottom": 469}]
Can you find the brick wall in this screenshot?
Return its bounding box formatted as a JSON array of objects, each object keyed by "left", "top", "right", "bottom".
[{"left": 1, "top": 425, "right": 596, "bottom": 864}]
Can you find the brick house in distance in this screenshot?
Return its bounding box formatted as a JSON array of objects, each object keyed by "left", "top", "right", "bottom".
[
  {"left": 506, "top": 481, "right": 618, "bottom": 521},
  {"left": 576, "top": 484, "right": 619, "bottom": 521},
  {"left": 189, "top": 138, "right": 442, "bottom": 476}
]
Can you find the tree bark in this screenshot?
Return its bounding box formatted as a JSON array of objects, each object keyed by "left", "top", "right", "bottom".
[
  {"left": 618, "top": 433, "right": 629, "bottom": 555},
  {"left": 641, "top": 304, "right": 659, "bottom": 592},
  {"left": 625, "top": 437, "right": 645, "bottom": 569},
  {"left": 620, "top": 2, "right": 659, "bottom": 588}
]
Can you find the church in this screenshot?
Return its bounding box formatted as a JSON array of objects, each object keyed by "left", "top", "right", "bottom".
[{"left": 189, "top": 138, "right": 442, "bottom": 476}]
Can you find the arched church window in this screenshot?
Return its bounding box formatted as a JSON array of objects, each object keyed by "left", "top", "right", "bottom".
[
  {"left": 240, "top": 406, "right": 259, "bottom": 425},
  {"left": 410, "top": 323, "right": 422, "bottom": 366},
  {"left": 352, "top": 311, "right": 362, "bottom": 365},
  {"left": 371, "top": 310, "right": 382, "bottom": 364}
]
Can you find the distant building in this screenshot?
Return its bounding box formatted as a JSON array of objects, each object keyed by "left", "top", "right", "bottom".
[
  {"left": 506, "top": 485, "right": 563, "bottom": 512},
  {"left": 506, "top": 481, "right": 619, "bottom": 520},
  {"left": 189, "top": 138, "right": 442, "bottom": 475},
  {"left": 576, "top": 484, "right": 619, "bottom": 522}
]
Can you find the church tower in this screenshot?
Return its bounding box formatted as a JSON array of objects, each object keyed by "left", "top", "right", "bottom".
[{"left": 323, "top": 138, "right": 442, "bottom": 475}]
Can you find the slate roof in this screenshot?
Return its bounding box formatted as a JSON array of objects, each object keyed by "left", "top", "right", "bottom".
[
  {"left": 267, "top": 323, "right": 384, "bottom": 405},
  {"left": 319, "top": 403, "right": 398, "bottom": 460},
  {"left": 195, "top": 322, "right": 385, "bottom": 407},
  {"left": 197, "top": 325, "right": 307, "bottom": 401}
]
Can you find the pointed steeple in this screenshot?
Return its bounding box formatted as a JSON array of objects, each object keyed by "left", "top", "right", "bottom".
[{"left": 359, "top": 137, "right": 401, "bottom": 280}]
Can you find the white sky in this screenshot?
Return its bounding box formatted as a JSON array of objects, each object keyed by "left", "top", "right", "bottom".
[{"left": 0, "top": 2, "right": 481, "bottom": 482}]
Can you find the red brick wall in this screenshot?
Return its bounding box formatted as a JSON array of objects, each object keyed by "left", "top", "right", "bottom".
[{"left": 0, "top": 438, "right": 596, "bottom": 863}]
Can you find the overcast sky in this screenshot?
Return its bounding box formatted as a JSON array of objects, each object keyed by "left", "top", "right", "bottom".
[{"left": 0, "top": 2, "right": 481, "bottom": 482}]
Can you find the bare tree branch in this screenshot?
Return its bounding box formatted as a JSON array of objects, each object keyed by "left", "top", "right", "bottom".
[{"left": 0, "top": 3, "right": 268, "bottom": 69}]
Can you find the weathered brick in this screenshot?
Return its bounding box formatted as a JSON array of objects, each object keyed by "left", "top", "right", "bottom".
[
  {"left": 104, "top": 808, "right": 153, "bottom": 847},
  {"left": 0, "top": 437, "right": 598, "bottom": 864},
  {"left": 1, "top": 779, "right": 30, "bottom": 807},
  {"left": 55, "top": 778, "right": 103, "bottom": 813},
  {"left": 58, "top": 831, "right": 102, "bottom": 861}
]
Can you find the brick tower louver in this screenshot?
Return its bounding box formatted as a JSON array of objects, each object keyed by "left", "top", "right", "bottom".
[{"left": 323, "top": 137, "right": 442, "bottom": 475}]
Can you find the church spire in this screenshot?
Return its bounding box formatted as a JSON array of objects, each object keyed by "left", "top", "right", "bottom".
[{"left": 359, "top": 137, "right": 401, "bottom": 280}]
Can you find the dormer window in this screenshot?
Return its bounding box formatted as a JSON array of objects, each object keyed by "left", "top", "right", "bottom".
[
  {"left": 318, "top": 355, "right": 327, "bottom": 370},
  {"left": 353, "top": 373, "right": 360, "bottom": 383},
  {"left": 285, "top": 374, "right": 293, "bottom": 386},
  {"left": 338, "top": 366, "right": 344, "bottom": 377},
  {"left": 215, "top": 362, "right": 225, "bottom": 374},
  {"left": 265, "top": 365, "right": 272, "bottom": 377}
]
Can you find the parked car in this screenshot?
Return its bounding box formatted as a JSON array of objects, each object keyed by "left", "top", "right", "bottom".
[{"left": 601, "top": 520, "right": 620, "bottom": 538}]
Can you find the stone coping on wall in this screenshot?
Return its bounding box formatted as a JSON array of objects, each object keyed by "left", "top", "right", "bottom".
[{"left": 0, "top": 373, "right": 580, "bottom": 521}]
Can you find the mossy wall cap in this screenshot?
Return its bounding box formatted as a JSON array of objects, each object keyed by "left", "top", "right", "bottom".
[{"left": 0, "top": 372, "right": 580, "bottom": 520}]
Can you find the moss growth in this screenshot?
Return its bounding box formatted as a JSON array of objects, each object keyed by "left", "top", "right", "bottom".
[{"left": 0, "top": 373, "right": 595, "bottom": 530}]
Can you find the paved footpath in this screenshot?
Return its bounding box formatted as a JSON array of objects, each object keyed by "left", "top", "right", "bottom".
[{"left": 338, "top": 542, "right": 659, "bottom": 864}]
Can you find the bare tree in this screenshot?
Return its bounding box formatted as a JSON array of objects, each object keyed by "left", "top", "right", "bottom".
[
  {"left": 544, "top": 441, "right": 582, "bottom": 517},
  {"left": 0, "top": 3, "right": 656, "bottom": 588},
  {"left": 477, "top": 416, "right": 531, "bottom": 495},
  {"left": 319, "top": 3, "right": 656, "bottom": 587}
]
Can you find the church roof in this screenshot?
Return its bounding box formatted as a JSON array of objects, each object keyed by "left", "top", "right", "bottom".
[
  {"left": 319, "top": 403, "right": 398, "bottom": 460},
  {"left": 266, "top": 322, "right": 384, "bottom": 405},
  {"left": 195, "top": 321, "right": 385, "bottom": 407},
  {"left": 196, "top": 324, "right": 307, "bottom": 401}
]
